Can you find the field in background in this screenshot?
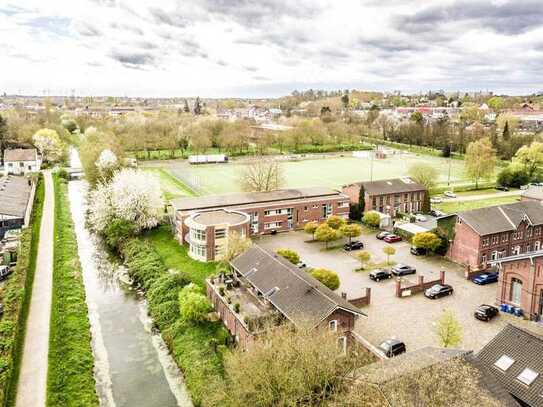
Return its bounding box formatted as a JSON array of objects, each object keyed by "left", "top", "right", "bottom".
[
  {"left": 434, "top": 195, "right": 519, "bottom": 213},
  {"left": 143, "top": 152, "right": 493, "bottom": 196}
]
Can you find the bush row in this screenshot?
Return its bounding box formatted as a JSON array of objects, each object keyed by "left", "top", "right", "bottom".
[
  {"left": 0, "top": 176, "right": 44, "bottom": 406},
  {"left": 47, "top": 175, "right": 98, "bottom": 407}
]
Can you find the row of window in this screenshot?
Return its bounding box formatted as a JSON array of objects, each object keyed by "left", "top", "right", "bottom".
[
  {"left": 482, "top": 227, "right": 542, "bottom": 247},
  {"left": 372, "top": 192, "right": 423, "bottom": 207},
  {"left": 481, "top": 242, "right": 542, "bottom": 263}
]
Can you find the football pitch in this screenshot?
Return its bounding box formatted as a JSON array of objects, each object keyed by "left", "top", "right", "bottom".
[{"left": 148, "top": 152, "right": 488, "bottom": 196}]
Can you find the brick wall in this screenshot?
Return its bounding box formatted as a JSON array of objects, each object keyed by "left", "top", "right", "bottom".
[{"left": 448, "top": 220, "right": 481, "bottom": 268}]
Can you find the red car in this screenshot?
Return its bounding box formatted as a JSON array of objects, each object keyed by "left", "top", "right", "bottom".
[{"left": 383, "top": 234, "right": 402, "bottom": 243}]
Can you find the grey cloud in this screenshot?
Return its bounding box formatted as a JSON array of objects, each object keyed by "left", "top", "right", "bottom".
[
  {"left": 253, "top": 75, "right": 271, "bottom": 81},
  {"left": 110, "top": 49, "right": 155, "bottom": 68},
  {"left": 320, "top": 48, "right": 350, "bottom": 59},
  {"left": 74, "top": 21, "right": 101, "bottom": 37},
  {"left": 243, "top": 65, "right": 258, "bottom": 72},
  {"left": 110, "top": 22, "right": 144, "bottom": 36},
  {"left": 149, "top": 7, "right": 188, "bottom": 27},
  {"left": 216, "top": 60, "right": 228, "bottom": 66}
]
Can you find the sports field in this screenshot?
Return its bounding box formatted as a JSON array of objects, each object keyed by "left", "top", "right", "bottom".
[{"left": 144, "top": 151, "right": 493, "bottom": 196}]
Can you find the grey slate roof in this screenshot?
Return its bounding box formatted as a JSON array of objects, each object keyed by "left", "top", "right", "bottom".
[
  {"left": 345, "top": 177, "right": 426, "bottom": 195},
  {"left": 172, "top": 187, "right": 346, "bottom": 212},
  {"left": 476, "top": 323, "right": 543, "bottom": 407},
  {"left": 3, "top": 148, "right": 38, "bottom": 162},
  {"left": 230, "top": 245, "right": 365, "bottom": 328},
  {"left": 459, "top": 201, "right": 543, "bottom": 236},
  {"left": 0, "top": 175, "right": 32, "bottom": 218}
]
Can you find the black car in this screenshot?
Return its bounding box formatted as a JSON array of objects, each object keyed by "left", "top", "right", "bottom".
[
  {"left": 378, "top": 339, "right": 406, "bottom": 358},
  {"left": 369, "top": 269, "right": 392, "bottom": 282},
  {"left": 495, "top": 185, "right": 509, "bottom": 191},
  {"left": 344, "top": 241, "right": 364, "bottom": 251},
  {"left": 391, "top": 264, "right": 416, "bottom": 276},
  {"left": 376, "top": 231, "right": 391, "bottom": 240},
  {"left": 410, "top": 246, "right": 427, "bottom": 256},
  {"left": 474, "top": 304, "right": 499, "bottom": 321},
  {"left": 424, "top": 284, "right": 454, "bottom": 299}
]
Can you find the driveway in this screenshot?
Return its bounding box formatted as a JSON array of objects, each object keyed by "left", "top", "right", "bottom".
[{"left": 256, "top": 230, "right": 518, "bottom": 353}]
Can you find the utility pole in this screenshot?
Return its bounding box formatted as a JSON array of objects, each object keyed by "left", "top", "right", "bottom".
[{"left": 370, "top": 146, "right": 375, "bottom": 182}]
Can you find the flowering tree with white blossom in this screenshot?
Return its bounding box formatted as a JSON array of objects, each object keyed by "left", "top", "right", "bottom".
[
  {"left": 95, "top": 149, "right": 119, "bottom": 181},
  {"left": 32, "top": 128, "right": 64, "bottom": 162}
]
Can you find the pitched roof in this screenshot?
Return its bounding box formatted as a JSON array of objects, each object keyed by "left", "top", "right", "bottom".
[
  {"left": 3, "top": 148, "right": 38, "bottom": 162},
  {"left": 172, "top": 187, "right": 346, "bottom": 212},
  {"left": 476, "top": 324, "right": 543, "bottom": 407},
  {"left": 0, "top": 175, "right": 32, "bottom": 218},
  {"left": 344, "top": 177, "right": 427, "bottom": 195},
  {"left": 230, "top": 245, "right": 365, "bottom": 328},
  {"left": 458, "top": 201, "right": 543, "bottom": 235}
]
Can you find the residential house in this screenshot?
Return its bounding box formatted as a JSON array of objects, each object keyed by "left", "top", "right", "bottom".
[
  {"left": 206, "top": 245, "right": 366, "bottom": 350},
  {"left": 342, "top": 177, "right": 427, "bottom": 217},
  {"left": 172, "top": 187, "right": 350, "bottom": 252},
  {"left": 0, "top": 175, "right": 34, "bottom": 239},
  {"left": 448, "top": 201, "right": 543, "bottom": 270},
  {"left": 476, "top": 324, "right": 543, "bottom": 407},
  {"left": 3, "top": 148, "right": 41, "bottom": 175},
  {"left": 491, "top": 251, "right": 543, "bottom": 321}
]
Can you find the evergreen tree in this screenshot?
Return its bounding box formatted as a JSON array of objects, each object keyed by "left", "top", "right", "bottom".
[
  {"left": 358, "top": 185, "right": 366, "bottom": 215},
  {"left": 0, "top": 114, "right": 7, "bottom": 160},
  {"left": 422, "top": 192, "right": 431, "bottom": 213},
  {"left": 502, "top": 121, "right": 510, "bottom": 141},
  {"left": 193, "top": 97, "right": 201, "bottom": 115},
  {"left": 341, "top": 93, "right": 349, "bottom": 109},
  {"left": 183, "top": 99, "right": 190, "bottom": 113}
]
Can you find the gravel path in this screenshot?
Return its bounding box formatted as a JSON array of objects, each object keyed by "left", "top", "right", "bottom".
[{"left": 16, "top": 171, "right": 54, "bottom": 407}]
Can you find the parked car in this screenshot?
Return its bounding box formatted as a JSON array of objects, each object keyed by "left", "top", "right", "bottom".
[
  {"left": 378, "top": 339, "right": 406, "bottom": 358},
  {"left": 430, "top": 197, "right": 443, "bottom": 204},
  {"left": 383, "top": 234, "right": 402, "bottom": 243},
  {"left": 415, "top": 214, "right": 427, "bottom": 222},
  {"left": 0, "top": 266, "right": 11, "bottom": 281},
  {"left": 410, "top": 246, "right": 427, "bottom": 256},
  {"left": 344, "top": 241, "right": 364, "bottom": 251},
  {"left": 495, "top": 185, "right": 509, "bottom": 191},
  {"left": 391, "top": 264, "right": 416, "bottom": 276},
  {"left": 474, "top": 304, "right": 499, "bottom": 321},
  {"left": 369, "top": 269, "right": 393, "bottom": 281},
  {"left": 444, "top": 191, "right": 457, "bottom": 198},
  {"left": 424, "top": 284, "right": 454, "bottom": 299},
  {"left": 376, "top": 231, "right": 392, "bottom": 240},
  {"left": 296, "top": 261, "right": 307, "bottom": 269},
  {"left": 430, "top": 209, "right": 446, "bottom": 217},
  {"left": 472, "top": 271, "right": 499, "bottom": 285}
]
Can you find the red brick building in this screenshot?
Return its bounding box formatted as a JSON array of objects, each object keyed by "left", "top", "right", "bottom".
[
  {"left": 448, "top": 201, "right": 543, "bottom": 270},
  {"left": 206, "top": 245, "right": 366, "bottom": 350},
  {"left": 342, "top": 177, "right": 427, "bottom": 217},
  {"left": 491, "top": 252, "right": 543, "bottom": 321}
]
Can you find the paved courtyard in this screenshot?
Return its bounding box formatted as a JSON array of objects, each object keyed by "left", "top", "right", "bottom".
[{"left": 256, "top": 229, "right": 534, "bottom": 353}]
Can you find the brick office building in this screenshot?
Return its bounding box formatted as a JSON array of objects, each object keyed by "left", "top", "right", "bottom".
[
  {"left": 342, "top": 177, "right": 427, "bottom": 217},
  {"left": 206, "top": 245, "right": 366, "bottom": 350},
  {"left": 448, "top": 201, "right": 543, "bottom": 271},
  {"left": 490, "top": 252, "right": 543, "bottom": 321},
  {"left": 172, "top": 187, "right": 350, "bottom": 246}
]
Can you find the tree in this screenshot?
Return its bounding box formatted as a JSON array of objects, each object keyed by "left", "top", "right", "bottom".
[
  {"left": 32, "top": 128, "right": 64, "bottom": 162},
  {"left": 183, "top": 99, "right": 190, "bottom": 113},
  {"left": 362, "top": 211, "right": 380, "bottom": 228},
  {"left": 412, "top": 232, "right": 441, "bottom": 252},
  {"left": 0, "top": 113, "right": 9, "bottom": 156},
  {"left": 239, "top": 158, "right": 284, "bottom": 192},
  {"left": 61, "top": 118, "right": 78, "bottom": 134},
  {"left": 383, "top": 245, "right": 396, "bottom": 265},
  {"left": 103, "top": 218, "right": 137, "bottom": 250},
  {"left": 513, "top": 141, "right": 543, "bottom": 178},
  {"left": 355, "top": 251, "right": 371, "bottom": 270},
  {"left": 441, "top": 143, "right": 451, "bottom": 158},
  {"left": 304, "top": 221, "right": 319, "bottom": 241},
  {"left": 497, "top": 163, "right": 530, "bottom": 188},
  {"left": 88, "top": 168, "right": 164, "bottom": 234},
  {"left": 95, "top": 149, "right": 119, "bottom": 182},
  {"left": 502, "top": 120, "right": 510, "bottom": 141},
  {"left": 487, "top": 96, "right": 504, "bottom": 111},
  {"left": 339, "top": 224, "right": 362, "bottom": 244},
  {"left": 276, "top": 248, "right": 300, "bottom": 265},
  {"left": 179, "top": 284, "right": 211, "bottom": 324},
  {"left": 225, "top": 230, "right": 252, "bottom": 261},
  {"left": 408, "top": 163, "right": 438, "bottom": 190},
  {"left": 410, "top": 111, "right": 424, "bottom": 126},
  {"left": 422, "top": 192, "right": 431, "bottom": 214},
  {"left": 310, "top": 268, "right": 340, "bottom": 290},
  {"left": 341, "top": 93, "right": 349, "bottom": 109},
  {"left": 464, "top": 138, "right": 496, "bottom": 189},
  {"left": 358, "top": 185, "right": 366, "bottom": 215},
  {"left": 193, "top": 97, "right": 202, "bottom": 115},
  {"left": 314, "top": 223, "right": 341, "bottom": 249},
  {"left": 436, "top": 310, "right": 463, "bottom": 348},
  {"left": 326, "top": 215, "right": 346, "bottom": 230}
]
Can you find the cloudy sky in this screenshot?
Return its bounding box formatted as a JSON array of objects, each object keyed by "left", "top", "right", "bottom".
[{"left": 1, "top": 0, "right": 542, "bottom": 97}]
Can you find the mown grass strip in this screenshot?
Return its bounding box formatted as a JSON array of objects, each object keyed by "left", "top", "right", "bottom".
[
  {"left": 0, "top": 176, "right": 44, "bottom": 407},
  {"left": 47, "top": 174, "right": 98, "bottom": 407}
]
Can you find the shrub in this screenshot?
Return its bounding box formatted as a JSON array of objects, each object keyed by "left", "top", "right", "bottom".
[
  {"left": 362, "top": 211, "right": 380, "bottom": 228},
  {"left": 303, "top": 221, "right": 319, "bottom": 240},
  {"left": 314, "top": 224, "right": 341, "bottom": 249},
  {"left": 339, "top": 224, "right": 362, "bottom": 244},
  {"left": 233, "top": 303, "right": 240, "bottom": 313},
  {"left": 497, "top": 164, "right": 530, "bottom": 188},
  {"left": 103, "top": 218, "right": 138, "bottom": 250},
  {"left": 412, "top": 232, "right": 441, "bottom": 252},
  {"left": 326, "top": 215, "right": 346, "bottom": 230},
  {"left": 179, "top": 284, "right": 212, "bottom": 324},
  {"left": 276, "top": 248, "right": 300, "bottom": 265},
  {"left": 310, "top": 268, "right": 340, "bottom": 290}
]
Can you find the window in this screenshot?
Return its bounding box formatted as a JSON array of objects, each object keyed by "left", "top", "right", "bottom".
[
  {"left": 494, "top": 355, "right": 515, "bottom": 371},
  {"left": 536, "top": 226, "right": 541, "bottom": 236},
  {"left": 264, "top": 222, "right": 282, "bottom": 230},
  {"left": 527, "top": 228, "right": 533, "bottom": 238},
  {"left": 492, "top": 235, "right": 499, "bottom": 244},
  {"left": 338, "top": 201, "right": 349, "bottom": 208},
  {"left": 481, "top": 253, "right": 487, "bottom": 264},
  {"left": 517, "top": 368, "right": 539, "bottom": 385},
  {"left": 535, "top": 241, "right": 541, "bottom": 251},
  {"left": 191, "top": 229, "right": 206, "bottom": 242},
  {"left": 190, "top": 243, "right": 206, "bottom": 258},
  {"left": 337, "top": 336, "right": 347, "bottom": 355},
  {"left": 502, "top": 233, "right": 509, "bottom": 243},
  {"left": 372, "top": 197, "right": 377, "bottom": 206},
  {"left": 329, "top": 320, "right": 338, "bottom": 331},
  {"left": 513, "top": 246, "right": 521, "bottom": 255},
  {"left": 304, "top": 206, "right": 308, "bottom": 211},
  {"left": 510, "top": 278, "right": 523, "bottom": 305},
  {"left": 482, "top": 237, "right": 490, "bottom": 247},
  {"left": 215, "top": 228, "right": 226, "bottom": 239},
  {"left": 491, "top": 251, "right": 498, "bottom": 261}
]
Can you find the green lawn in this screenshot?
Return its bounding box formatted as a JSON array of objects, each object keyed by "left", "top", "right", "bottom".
[
  {"left": 434, "top": 196, "right": 520, "bottom": 214},
  {"left": 144, "top": 168, "right": 198, "bottom": 199},
  {"left": 159, "top": 152, "right": 486, "bottom": 196}
]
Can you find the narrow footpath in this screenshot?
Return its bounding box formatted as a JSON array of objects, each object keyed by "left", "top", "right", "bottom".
[{"left": 16, "top": 171, "right": 54, "bottom": 407}]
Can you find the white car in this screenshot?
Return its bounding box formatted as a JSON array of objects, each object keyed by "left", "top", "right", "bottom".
[
  {"left": 430, "top": 197, "right": 443, "bottom": 204},
  {"left": 415, "top": 214, "right": 427, "bottom": 222},
  {"left": 444, "top": 191, "right": 457, "bottom": 198}
]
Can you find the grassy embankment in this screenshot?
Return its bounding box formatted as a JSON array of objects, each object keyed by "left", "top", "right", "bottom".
[
  {"left": 119, "top": 225, "right": 228, "bottom": 406},
  {"left": 47, "top": 174, "right": 98, "bottom": 406},
  {"left": 0, "top": 177, "right": 44, "bottom": 406}
]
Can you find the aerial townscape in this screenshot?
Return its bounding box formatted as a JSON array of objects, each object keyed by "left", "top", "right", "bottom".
[{"left": 2, "top": 1, "right": 543, "bottom": 407}]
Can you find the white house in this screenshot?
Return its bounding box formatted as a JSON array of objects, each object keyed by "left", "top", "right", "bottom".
[{"left": 3, "top": 149, "right": 42, "bottom": 175}]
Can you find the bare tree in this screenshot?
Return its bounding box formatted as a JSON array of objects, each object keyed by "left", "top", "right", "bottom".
[{"left": 238, "top": 158, "right": 284, "bottom": 192}]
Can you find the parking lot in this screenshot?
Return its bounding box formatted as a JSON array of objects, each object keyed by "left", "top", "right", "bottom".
[{"left": 257, "top": 230, "right": 522, "bottom": 353}]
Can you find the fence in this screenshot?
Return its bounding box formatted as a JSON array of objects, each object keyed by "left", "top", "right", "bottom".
[{"left": 395, "top": 270, "right": 445, "bottom": 297}]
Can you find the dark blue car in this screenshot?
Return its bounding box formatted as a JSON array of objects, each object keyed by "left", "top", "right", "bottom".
[{"left": 472, "top": 272, "right": 499, "bottom": 285}]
